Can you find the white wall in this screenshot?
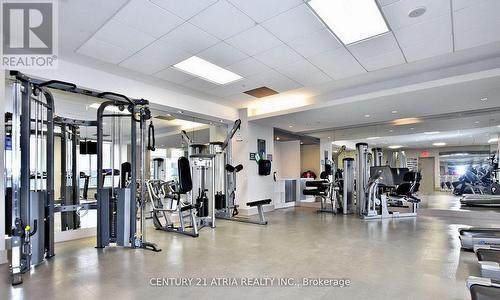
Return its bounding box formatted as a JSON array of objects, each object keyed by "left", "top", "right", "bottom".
[
  {"left": 274, "top": 141, "right": 301, "bottom": 178},
  {"left": 1, "top": 71, "right": 6, "bottom": 264},
  {"left": 232, "top": 109, "right": 275, "bottom": 213},
  {"left": 23, "top": 59, "right": 238, "bottom": 121},
  {"left": 245, "top": 122, "right": 275, "bottom": 206}
]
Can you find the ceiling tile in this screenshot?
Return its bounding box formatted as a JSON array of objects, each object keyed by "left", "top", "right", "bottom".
[
  {"left": 227, "top": 0, "right": 303, "bottom": 23},
  {"left": 93, "top": 19, "right": 156, "bottom": 52},
  {"left": 356, "top": 51, "right": 406, "bottom": 71},
  {"left": 114, "top": 0, "right": 183, "bottom": 38},
  {"left": 197, "top": 42, "right": 248, "bottom": 66},
  {"left": 225, "top": 25, "right": 283, "bottom": 56},
  {"left": 288, "top": 28, "right": 343, "bottom": 58},
  {"left": 249, "top": 69, "right": 302, "bottom": 92},
  {"left": 348, "top": 33, "right": 405, "bottom": 71},
  {"left": 77, "top": 38, "right": 134, "bottom": 64},
  {"left": 156, "top": 22, "right": 219, "bottom": 54},
  {"left": 382, "top": 0, "right": 451, "bottom": 30},
  {"left": 453, "top": 0, "right": 500, "bottom": 50},
  {"left": 452, "top": 0, "right": 482, "bottom": 11},
  {"left": 226, "top": 57, "right": 272, "bottom": 77},
  {"left": 224, "top": 93, "right": 255, "bottom": 105},
  {"left": 348, "top": 33, "right": 398, "bottom": 58},
  {"left": 254, "top": 44, "right": 303, "bottom": 68},
  {"left": 181, "top": 77, "right": 221, "bottom": 92},
  {"left": 377, "top": 0, "right": 400, "bottom": 6},
  {"left": 189, "top": 0, "right": 255, "bottom": 40},
  {"left": 206, "top": 79, "right": 261, "bottom": 97},
  {"left": 150, "top": 0, "right": 218, "bottom": 20},
  {"left": 153, "top": 67, "right": 195, "bottom": 84},
  {"left": 119, "top": 54, "right": 169, "bottom": 74},
  {"left": 308, "top": 48, "right": 366, "bottom": 80},
  {"left": 135, "top": 40, "right": 192, "bottom": 65},
  {"left": 394, "top": 14, "right": 452, "bottom": 62},
  {"left": 275, "top": 59, "right": 332, "bottom": 86},
  {"left": 261, "top": 4, "right": 325, "bottom": 42}
]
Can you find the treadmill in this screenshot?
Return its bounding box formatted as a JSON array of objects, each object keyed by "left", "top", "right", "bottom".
[
  {"left": 468, "top": 277, "right": 500, "bottom": 300},
  {"left": 461, "top": 195, "right": 500, "bottom": 207},
  {"left": 475, "top": 246, "right": 500, "bottom": 280},
  {"left": 459, "top": 228, "right": 500, "bottom": 250}
]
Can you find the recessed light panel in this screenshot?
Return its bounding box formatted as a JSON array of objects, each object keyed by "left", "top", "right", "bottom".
[
  {"left": 308, "top": 0, "right": 389, "bottom": 45},
  {"left": 174, "top": 56, "right": 242, "bottom": 85}
]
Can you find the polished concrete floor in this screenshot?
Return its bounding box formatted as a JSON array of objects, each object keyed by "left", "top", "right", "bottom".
[{"left": 2, "top": 194, "right": 500, "bottom": 300}]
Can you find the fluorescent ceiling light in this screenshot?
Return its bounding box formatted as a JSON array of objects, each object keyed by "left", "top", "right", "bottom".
[
  {"left": 424, "top": 131, "right": 440, "bottom": 135},
  {"left": 388, "top": 145, "right": 402, "bottom": 149},
  {"left": 366, "top": 137, "right": 380, "bottom": 140},
  {"left": 308, "top": 0, "right": 389, "bottom": 45},
  {"left": 174, "top": 56, "right": 242, "bottom": 85},
  {"left": 433, "top": 142, "right": 446, "bottom": 146}
]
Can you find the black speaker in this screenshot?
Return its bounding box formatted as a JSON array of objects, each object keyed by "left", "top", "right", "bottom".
[{"left": 258, "top": 160, "right": 272, "bottom": 176}]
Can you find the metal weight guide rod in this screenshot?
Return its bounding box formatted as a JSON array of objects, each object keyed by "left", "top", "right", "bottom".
[{"left": 7, "top": 71, "right": 160, "bottom": 286}]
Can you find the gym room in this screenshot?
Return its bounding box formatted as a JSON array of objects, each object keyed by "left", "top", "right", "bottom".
[{"left": 1, "top": 0, "right": 500, "bottom": 299}]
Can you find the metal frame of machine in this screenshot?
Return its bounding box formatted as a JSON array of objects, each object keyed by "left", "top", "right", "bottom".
[
  {"left": 54, "top": 116, "right": 97, "bottom": 231},
  {"left": 96, "top": 93, "right": 160, "bottom": 252},
  {"left": 7, "top": 71, "right": 56, "bottom": 285},
  {"left": 6, "top": 71, "right": 160, "bottom": 285},
  {"left": 355, "top": 143, "right": 420, "bottom": 220}
]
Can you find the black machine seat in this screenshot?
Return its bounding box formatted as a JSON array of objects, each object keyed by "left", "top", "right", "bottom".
[
  {"left": 305, "top": 180, "right": 329, "bottom": 187},
  {"left": 302, "top": 190, "right": 328, "bottom": 196},
  {"left": 247, "top": 199, "right": 271, "bottom": 207},
  {"left": 303, "top": 180, "right": 331, "bottom": 198},
  {"left": 177, "top": 157, "right": 192, "bottom": 194},
  {"left": 390, "top": 171, "right": 422, "bottom": 203}
]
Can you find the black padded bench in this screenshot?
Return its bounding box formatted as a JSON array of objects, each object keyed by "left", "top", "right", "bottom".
[{"left": 246, "top": 199, "right": 271, "bottom": 225}]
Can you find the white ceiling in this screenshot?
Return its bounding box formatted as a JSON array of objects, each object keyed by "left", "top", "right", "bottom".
[{"left": 62, "top": 0, "right": 500, "bottom": 109}]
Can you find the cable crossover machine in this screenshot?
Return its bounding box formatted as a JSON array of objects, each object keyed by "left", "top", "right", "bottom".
[{"left": 5, "top": 71, "right": 160, "bottom": 286}]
